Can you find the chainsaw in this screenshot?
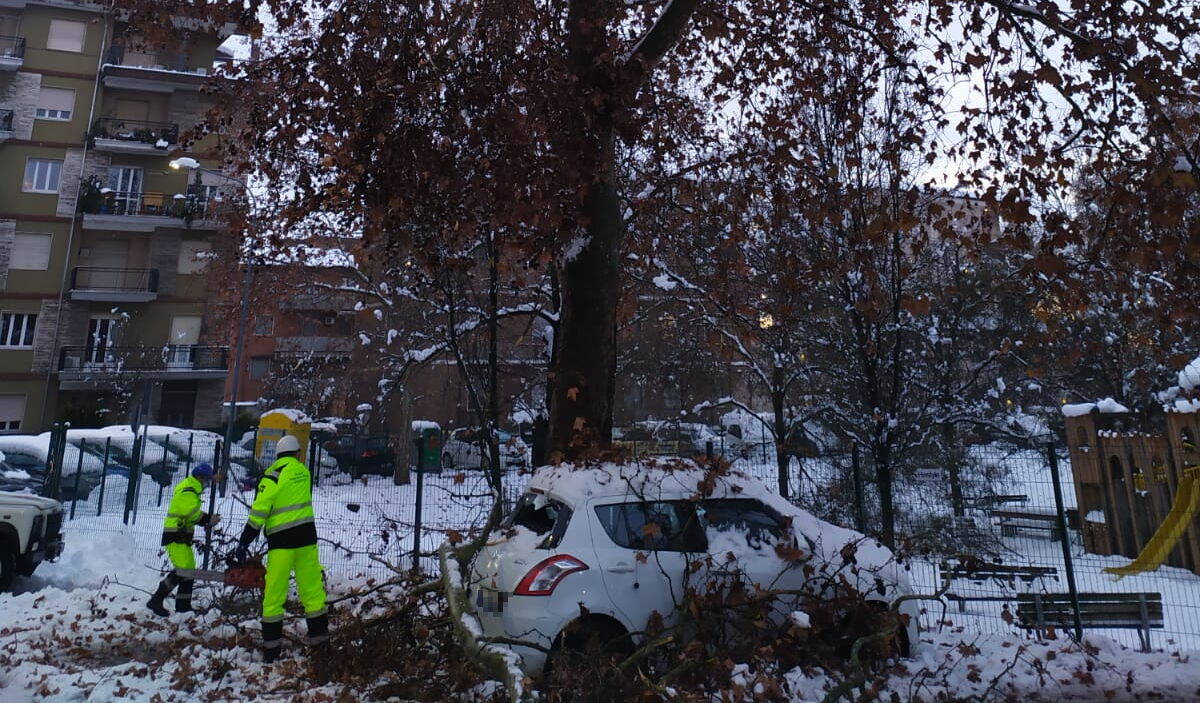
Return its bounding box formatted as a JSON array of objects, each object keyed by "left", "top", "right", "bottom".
[{"left": 190, "top": 556, "right": 266, "bottom": 589}]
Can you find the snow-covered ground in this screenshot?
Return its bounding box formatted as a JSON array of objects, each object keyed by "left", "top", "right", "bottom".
[{"left": 4, "top": 449, "right": 1200, "bottom": 700}]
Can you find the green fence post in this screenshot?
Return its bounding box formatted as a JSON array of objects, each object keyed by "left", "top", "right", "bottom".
[
  {"left": 96, "top": 437, "right": 111, "bottom": 516},
  {"left": 69, "top": 438, "right": 85, "bottom": 519}
]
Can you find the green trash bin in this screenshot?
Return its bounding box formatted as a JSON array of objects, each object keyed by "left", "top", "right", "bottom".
[{"left": 412, "top": 421, "right": 442, "bottom": 473}]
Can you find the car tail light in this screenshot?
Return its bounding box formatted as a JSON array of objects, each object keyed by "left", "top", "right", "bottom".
[
  {"left": 361, "top": 450, "right": 378, "bottom": 459},
  {"left": 513, "top": 555, "right": 589, "bottom": 596}
]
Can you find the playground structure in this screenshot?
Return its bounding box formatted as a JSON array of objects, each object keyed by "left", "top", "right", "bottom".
[{"left": 1065, "top": 403, "right": 1200, "bottom": 575}]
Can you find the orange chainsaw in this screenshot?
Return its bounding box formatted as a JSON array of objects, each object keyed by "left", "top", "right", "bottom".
[{"left": 190, "top": 556, "right": 266, "bottom": 589}]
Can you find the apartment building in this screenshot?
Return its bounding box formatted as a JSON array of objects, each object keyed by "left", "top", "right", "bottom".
[{"left": 0, "top": 2, "right": 240, "bottom": 432}]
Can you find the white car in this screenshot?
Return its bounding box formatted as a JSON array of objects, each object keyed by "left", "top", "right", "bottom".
[
  {"left": 442, "top": 428, "right": 528, "bottom": 470},
  {"left": 468, "top": 463, "right": 919, "bottom": 675},
  {"left": 1, "top": 492, "right": 65, "bottom": 591}
]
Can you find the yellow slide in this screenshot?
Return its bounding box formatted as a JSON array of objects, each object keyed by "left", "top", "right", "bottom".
[{"left": 1105, "top": 466, "right": 1200, "bottom": 579}]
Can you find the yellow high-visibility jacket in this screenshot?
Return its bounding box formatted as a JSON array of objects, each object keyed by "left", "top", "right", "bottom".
[
  {"left": 161, "top": 475, "right": 209, "bottom": 545},
  {"left": 245, "top": 456, "right": 317, "bottom": 549}
]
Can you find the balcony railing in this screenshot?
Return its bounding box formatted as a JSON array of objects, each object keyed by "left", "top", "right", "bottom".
[
  {"left": 81, "top": 190, "right": 217, "bottom": 219},
  {"left": 91, "top": 117, "right": 179, "bottom": 147},
  {"left": 104, "top": 44, "right": 204, "bottom": 74},
  {"left": 0, "top": 109, "right": 12, "bottom": 132},
  {"left": 59, "top": 345, "right": 229, "bottom": 373},
  {"left": 0, "top": 35, "right": 25, "bottom": 59},
  {"left": 70, "top": 267, "right": 159, "bottom": 293}
]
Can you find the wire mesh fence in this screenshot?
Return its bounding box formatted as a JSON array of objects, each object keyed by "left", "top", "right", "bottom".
[{"left": 27, "top": 420, "right": 1200, "bottom": 652}]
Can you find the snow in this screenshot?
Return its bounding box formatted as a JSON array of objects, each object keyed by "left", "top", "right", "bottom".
[
  {"left": 652, "top": 273, "right": 677, "bottom": 291},
  {"left": 3, "top": 469, "right": 29, "bottom": 480},
  {"left": 1179, "top": 356, "right": 1200, "bottom": 392},
  {"left": 1062, "top": 397, "right": 1130, "bottom": 417},
  {"left": 412, "top": 420, "right": 440, "bottom": 431},
  {"left": 1085, "top": 510, "right": 1106, "bottom": 523},
  {"left": 261, "top": 407, "right": 311, "bottom": 424}
]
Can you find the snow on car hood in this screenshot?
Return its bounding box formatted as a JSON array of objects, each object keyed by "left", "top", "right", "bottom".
[
  {"left": 528, "top": 461, "right": 911, "bottom": 599},
  {"left": 0, "top": 491, "right": 62, "bottom": 511}
]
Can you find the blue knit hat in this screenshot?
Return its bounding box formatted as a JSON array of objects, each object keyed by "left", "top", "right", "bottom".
[{"left": 192, "top": 463, "right": 214, "bottom": 479}]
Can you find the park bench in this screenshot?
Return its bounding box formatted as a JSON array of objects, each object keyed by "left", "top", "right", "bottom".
[
  {"left": 965, "top": 494, "right": 1029, "bottom": 509},
  {"left": 939, "top": 560, "right": 1058, "bottom": 612},
  {"left": 989, "top": 509, "right": 1064, "bottom": 541},
  {"left": 1016, "top": 592, "right": 1163, "bottom": 652}
]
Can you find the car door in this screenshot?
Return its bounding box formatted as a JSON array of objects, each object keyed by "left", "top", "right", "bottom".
[
  {"left": 589, "top": 498, "right": 707, "bottom": 631},
  {"left": 697, "top": 498, "right": 798, "bottom": 619}
]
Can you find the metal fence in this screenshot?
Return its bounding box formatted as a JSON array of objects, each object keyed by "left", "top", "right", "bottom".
[
  {"left": 763, "top": 439, "right": 1200, "bottom": 653},
  {"left": 31, "top": 423, "right": 1200, "bottom": 652},
  {"left": 35, "top": 424, "right": 523, "bottom": 580}
]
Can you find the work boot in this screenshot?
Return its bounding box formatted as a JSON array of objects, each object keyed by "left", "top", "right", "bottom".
[
  {"left": 147, "top": 580, "right": 173, "bottom": 617},
  {"left": 175, "top": 579, "right": 195, "bottom": 613},
  {"left": 262, "top": 619, "right": 283, "bottom": 664},
  {"left": 305, "top": 613, "right": 329, "bottom": 645}
]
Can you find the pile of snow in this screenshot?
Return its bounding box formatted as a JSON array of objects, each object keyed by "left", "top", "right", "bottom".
[
  {"left": 1062, "top": 398, "right": 1130, "bottom": 417},
  {"left": 412, "top": 419, "right": 440, "bottom": 431},
  {"left": 1180, "top": 356, "right": 1200, "bottom": 393}
]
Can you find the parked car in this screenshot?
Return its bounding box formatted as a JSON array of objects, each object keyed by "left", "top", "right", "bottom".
[
  {"left": 614, "top": 420, "right": 727, "bottom": 459},
  {"left": 0, "top": 435, "right": 129, "bottom": 501},
  {"left": 0, "top": 491, "right": 65, "bottom": 591},
  {"left": 442, "top": 428, "right": 528, "bottom": 470},
  {"left": 323, "top": 435, "right": 397, "bottom": 478},
  {"left": 468, "top": 463, "right": 918, "bottom": 675},
  {"left": 0, "top": 452, "right": 40, "bottom": 494}
]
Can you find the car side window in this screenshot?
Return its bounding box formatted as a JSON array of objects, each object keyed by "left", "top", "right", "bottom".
[
  {"left": 594, "top": 501, "right": 706, "bottom": 552},
  {"left": 698, "top": 499, "right": 788, "bottom": 545},
  {"left": 3, "top": 451, "right": 41, "bottom": 469}
]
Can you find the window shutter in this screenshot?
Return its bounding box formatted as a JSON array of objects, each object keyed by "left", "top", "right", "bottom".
[
  {"left": 47, "top": 19, "right": 86, "bottom": 52},
  {"left": 10, "top": 233, "right": 52, "bottom": 270},
  {"left": 36, "top": 86, "right": 75, "bottom": 112},
  {"left": 0, "top": 394, "right": 25, "bottom": 428}
]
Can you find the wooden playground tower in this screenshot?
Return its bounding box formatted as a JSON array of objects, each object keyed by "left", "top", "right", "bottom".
[{"left": 1065, "top": 403, "right": 1200, "bottom": 574}]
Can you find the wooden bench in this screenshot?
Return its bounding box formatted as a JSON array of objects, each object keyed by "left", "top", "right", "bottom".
[
  {"left": 940, "top": 561, "right": 1058, "bottom": 612},
  {"left": 1016, "top": 592, "right": 1164, "bottom": 652},
  {"left": 989, "top": 509, "right": 1064, "bottom": 541}
]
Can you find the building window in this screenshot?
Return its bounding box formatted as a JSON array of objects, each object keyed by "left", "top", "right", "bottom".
[
  {"left": 249, "top": 356, "right": 271, "bottom": 380},
  {"left": 46, "top": 19, "right": 86, "bottom": 53},
  {"left": 177, "top": 240, "right": 212, "bottom": 274},
  {"left": 10, "top": 233, "right": 52, "bottom": 270},
  {"left": 35, "top": 86, "right": 75, "bottom": 121},
  {"left": 253, "top": 315, "right": 274, "bottom": 336},
  {"left": 299, "top": 318, "right": 317, "bottom": 336},
  {"left": 23, "top": 159, "right": 62, "bottom": 194},
  {"left": 0, "top": 312, "right": 37, "bottom": 348},
  {"left": 0, "top": 394, "right": 25, "bottom": 432}
]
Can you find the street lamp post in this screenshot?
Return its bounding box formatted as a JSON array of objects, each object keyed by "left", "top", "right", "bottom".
[{"left": 170, "top": 158, "right": 255, "bottom": 484}]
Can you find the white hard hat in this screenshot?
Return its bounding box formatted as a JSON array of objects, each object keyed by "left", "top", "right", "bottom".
[{"left": 276, "top": 435, "right": 301, "bottom": 454}]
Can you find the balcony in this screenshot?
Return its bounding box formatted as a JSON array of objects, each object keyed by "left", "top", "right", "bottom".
[
  {"left": 101, "top": 44, "right": 210, "bottom": 91},
  {"left": 80, "top": 189, "right": 223, "bottom": 232},
  {"left": 58, "top": 345, "right": 229, "bottom": 388},
  {"left": 0, "top": 109, "right": 12, "bottom": 141},
  {"left": 275, "top": 336, "right": 355, "bottom": 354},
  {"left": 0, "top": 35, "right": 23, "bottom": 71},
  {"left": 89, "top": 118, "right": 179, "bottom": 155},
  {"left": 69, "top": 267, "right": 159, "bottom": 302}
]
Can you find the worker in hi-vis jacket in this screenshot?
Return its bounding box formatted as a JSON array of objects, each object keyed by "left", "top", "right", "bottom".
[{"left": 235, "top": 434, "right": 328, "bottom": 662}]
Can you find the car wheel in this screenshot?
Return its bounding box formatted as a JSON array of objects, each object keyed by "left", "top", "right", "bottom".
[
  {"left": 0, "top": 540, "right": 16, "bottom": 592},
  {"left": 442, "top": 453, "right": 455, "bottom": 469},
  {"left": 544, "top": 616, "right": 632, "bottom": 678}
]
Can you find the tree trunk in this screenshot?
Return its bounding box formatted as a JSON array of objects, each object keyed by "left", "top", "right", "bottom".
[
  {"left": 486, "top": 232, "right": 502, "bottom": 492},
  {"left": 547, "top": 174, "right": 623, "bottom": 459},
  {"left": 874, "top": 442, "right": 896, "bottom": 549},
  {"left": 943, "top": 423, "right": 965, "bottom": 518},
  {"left": 771, "top": 370, "right": 790, "bottom": 499}
]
